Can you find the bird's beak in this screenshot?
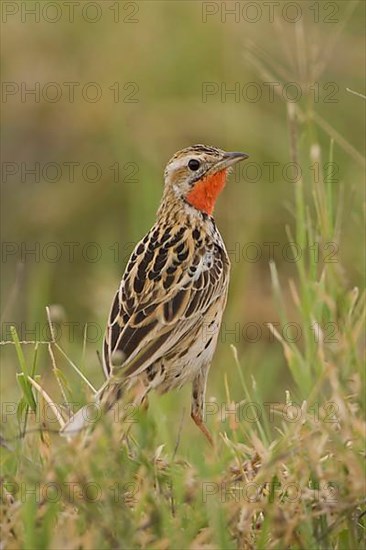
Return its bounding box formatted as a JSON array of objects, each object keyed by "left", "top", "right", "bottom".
[{"left": 212, "top": 151, "right": 249, "bottom": 172}]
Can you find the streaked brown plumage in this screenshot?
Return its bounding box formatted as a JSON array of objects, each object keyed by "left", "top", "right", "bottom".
[{"left": 61, "top": 144, "right": 248, "bottom": 444}]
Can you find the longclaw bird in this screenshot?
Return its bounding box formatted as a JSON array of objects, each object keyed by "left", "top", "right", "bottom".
[{"left": 61, "top": 144, "right": 248, "bottom": 444}]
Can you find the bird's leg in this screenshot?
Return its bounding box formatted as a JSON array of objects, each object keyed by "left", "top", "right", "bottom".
[
  {"left": 191, "top": 366, "right": 214, "bottom": 446},
  {"left": 191, "top": 410, "right": 214, "bottom": 447}
]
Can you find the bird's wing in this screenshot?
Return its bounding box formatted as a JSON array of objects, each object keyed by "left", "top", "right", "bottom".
[{"left": 102, "top": 222, "right": 229, "bottom": 379}]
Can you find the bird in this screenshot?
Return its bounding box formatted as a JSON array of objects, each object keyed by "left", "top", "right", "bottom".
[{"left": 61, "top": 144, "right": 248, "bottom": 444}]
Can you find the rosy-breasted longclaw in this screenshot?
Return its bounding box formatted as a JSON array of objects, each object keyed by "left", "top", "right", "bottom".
[{"left": 61, "top": 145, "right": 248, "bottom": 444}]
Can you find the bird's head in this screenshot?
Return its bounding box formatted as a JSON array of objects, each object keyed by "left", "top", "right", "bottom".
[{"left": 163, "top": 144, "right": 249, "bottom": 215}]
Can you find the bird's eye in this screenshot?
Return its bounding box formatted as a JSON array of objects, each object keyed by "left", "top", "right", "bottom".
[{"left": 188, "top": 159, "right": 201, "bottom": 171}]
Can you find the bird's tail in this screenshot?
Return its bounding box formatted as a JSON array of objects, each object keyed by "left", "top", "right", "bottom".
[
  {"left": 60, "top": 379, "right": 123, "bottom": 438},
  {"left": 60, "top": 404, "right": 96, "bottom": 437}
]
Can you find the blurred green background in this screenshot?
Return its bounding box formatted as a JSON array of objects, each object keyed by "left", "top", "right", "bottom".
[{"left": 1, "top": 1, "right": 365, "bottom": 434}]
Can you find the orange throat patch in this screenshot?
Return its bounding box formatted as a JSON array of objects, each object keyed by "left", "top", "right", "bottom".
[{"left": 186, "top": 169, "right": 227, "bottom": 215}]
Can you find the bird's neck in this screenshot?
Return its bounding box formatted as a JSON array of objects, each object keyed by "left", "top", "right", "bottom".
[{"left": 157, "top": 186, "right": 211, "bottom": 227}]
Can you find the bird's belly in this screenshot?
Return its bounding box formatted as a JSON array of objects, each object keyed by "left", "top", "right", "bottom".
[
  {"left": 139, "top": 290, "right": 227, "bottom": 394},
  {"left": 156, "top": 317, "right": 222, "bottom": 393}
]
